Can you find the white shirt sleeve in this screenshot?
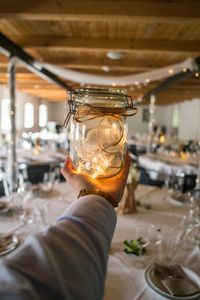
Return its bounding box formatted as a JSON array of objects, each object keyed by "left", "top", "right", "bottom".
[{"left": 0, "top": 195, "right": 117, "bottom": 300}]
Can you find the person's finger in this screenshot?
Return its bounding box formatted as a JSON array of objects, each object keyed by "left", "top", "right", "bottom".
[
  {"left": 61, "top": 157, "right": 75, "bottom": 180},
  {"left": 120, "top": 154, "right": 131, "bottom": 183}
]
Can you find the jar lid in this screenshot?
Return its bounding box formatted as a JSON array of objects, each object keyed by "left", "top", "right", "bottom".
[
  {"left": 73, "top": 88, "right": 130, "bottom": 108},
  {"left": 63, "top": 87, "right": 137, "bottom": 128}
]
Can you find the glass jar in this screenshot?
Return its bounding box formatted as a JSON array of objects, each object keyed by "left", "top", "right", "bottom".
[{"left": 68, "top": 88, "right": 137, "bottom": 178}]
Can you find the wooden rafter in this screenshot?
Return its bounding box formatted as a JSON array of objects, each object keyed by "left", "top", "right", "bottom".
[
  {"left": 0, "top": 1, "right": 200, "bottom": 23},
  {"left": 9, "top": 36, "right": 200, "bottom": 54}
]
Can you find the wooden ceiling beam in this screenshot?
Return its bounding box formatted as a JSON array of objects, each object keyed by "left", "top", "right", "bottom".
[
  {"left": 156, "top": 97, "right": 193, "bottom": 105},
  {"left": 0, "top": 1, "right": 200, "bottom": 23},
  {"left": 10, "top": 36, "right": 200, "bottom": 54}
]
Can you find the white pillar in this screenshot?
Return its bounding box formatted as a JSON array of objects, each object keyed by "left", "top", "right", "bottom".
[
  {"left": 7, "top": 57, "right": 17, "bottom": 192},
  {"left": 147, "top": 94, "right": 156, "bottom": 153}
]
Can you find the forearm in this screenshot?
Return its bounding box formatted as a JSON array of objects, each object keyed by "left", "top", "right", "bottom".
[{"left": 0, "top": 195, "right": 117, "bottom": 300}]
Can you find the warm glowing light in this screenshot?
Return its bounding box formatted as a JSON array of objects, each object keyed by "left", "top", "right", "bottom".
[
  {"left": 73, "top": 114, "right": 126, "bottom": 178},
  {"left": 85, "top": 161, "right": 92, "bottom": 169},
  {"left": 182, "top": 68, "right": 187, "bottom": 72},
  {"left": 92, "top": 157, "right": 98, "bottom": 163},
  {"left": 159, "top": 135, "right": 165, "bottom": 144},
  {"left": 168, "top": 69, "right": 173, "bottom": 74},
  {"left": 96, "top": 165, "right": 102, "bottom": 172},
  {"left": 104, "top": 160, "right": 109, "bottom": 166},
  {"left": 134, "top": 81, "right": 139, "bottom": 85},
  {"left": 76, "top": 167, "right": 81, "bottom": 173},
  {"left": 180, "top": 151, "right": 187, "bottom": 161},
  {"left": 195, "top": 72, "right": 199, "bottom": 77},
  {"left": 145, "top": 78, "right": 150, "bottom": 83}
]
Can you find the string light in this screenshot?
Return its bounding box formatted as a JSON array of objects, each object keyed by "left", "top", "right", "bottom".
[
  {"left": 182, "top": 68, "right": 187, "bottom": 72},
  {"left": 145, "top": 78, "right": 150, "bottom": 83},
  {"left": 134, "top": 81, "right": 139, "bottom": 85},
  {"left": 195, "top": 72, "right": 199, "bottom": 77},
  {"left": 168, "top": 69, "right": 174, "bottom": 74}
]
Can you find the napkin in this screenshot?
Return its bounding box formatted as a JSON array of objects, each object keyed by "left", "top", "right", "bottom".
[{"left": 154, "top": 263, "right": 200, "bottom": 297}]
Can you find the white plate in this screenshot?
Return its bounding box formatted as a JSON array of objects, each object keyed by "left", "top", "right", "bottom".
[{"left": 145, "top": 264, "right": 200, "bottom": 300}]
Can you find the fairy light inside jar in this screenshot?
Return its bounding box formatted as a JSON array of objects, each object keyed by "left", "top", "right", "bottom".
[{"left": 69, "top": 88, "right": 137, "bottom": 178}]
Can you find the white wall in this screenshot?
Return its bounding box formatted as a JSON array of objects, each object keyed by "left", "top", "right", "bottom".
[
  {"left": 178, "top": 99, "right": 200, "bottom": 141},
  {"left": 47, "top": 101, "right": 67, "bottom": 124},
  {"left": 126, "top": 105, "right": 149, "bottom": 137},
  {"left": 155, "top": 99, "right": 200, "bottom": 141},
  {"left": 125, "top": 98, "right": 200, "bottom": 141}
]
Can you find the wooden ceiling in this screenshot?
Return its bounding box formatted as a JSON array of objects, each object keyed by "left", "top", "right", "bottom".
[{"left": 0, "top": 0, "right": 200, "bottom": 104}]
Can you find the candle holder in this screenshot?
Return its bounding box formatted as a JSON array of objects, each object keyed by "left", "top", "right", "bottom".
[{"left": 117, "top": 162, "right": 140, "bottom": 214}]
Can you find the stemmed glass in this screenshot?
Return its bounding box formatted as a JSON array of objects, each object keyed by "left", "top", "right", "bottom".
[
  {"left": 131, "top": 224, "right": 164, "bottom": 269},
  {"left": 180, "top": 192, "right": 200, "bottom": 249}
]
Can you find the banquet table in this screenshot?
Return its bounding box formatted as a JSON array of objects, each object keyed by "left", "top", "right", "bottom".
[
  {"left": 0, "top": 147, "right": 67, "bottom": 169},
  {"left": 17, "top": 148, "right": 67, "bottom": 166},
  {"left": 138, "top": 153, "right": 198, "bottom": 181},
  {"left": 0, "top": 183, "right": 200, "bottom": 300}
]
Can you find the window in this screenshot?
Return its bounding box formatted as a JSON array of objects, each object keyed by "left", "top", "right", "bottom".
[
  {"left": 1, "top": 98, "right": 11, "bottom": 130},
  {"left": 39, "top": 104, "right": 48, "bottom": 127},
  {"left": 24, "top": 102, "right": 34, "bottom": 128},
  {"left": 172, "top": 107, "right": 180, "bottom": 128}
]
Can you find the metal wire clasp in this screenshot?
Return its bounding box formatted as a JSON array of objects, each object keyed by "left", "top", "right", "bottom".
[
  {"left": 123, "top": 95, "right": 138, "bottom": 116},
  {"left": 63, "top": 97, "right": 77, "bottom": 128},
  {"left": 126, "top": 95, "right": 134, "bottom": 108}
]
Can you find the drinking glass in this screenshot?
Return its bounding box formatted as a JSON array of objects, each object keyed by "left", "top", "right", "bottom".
[{"left": 132, "top": 224, "right": 163, "bottom": 269}]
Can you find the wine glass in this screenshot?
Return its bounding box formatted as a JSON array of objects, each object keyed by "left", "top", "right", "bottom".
[
  {"left": 131, "top": 224, "right": 163, "bottom": 269},
  {"left": 180, "top": 193, "right": 200, "bottom": 249}
]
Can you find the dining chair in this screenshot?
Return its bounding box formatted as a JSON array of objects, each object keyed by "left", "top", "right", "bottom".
[
  {"left": 0, "top": 166, "right": 10, "bottom": 197},
  {"left": 26, "top": 164, "right": 51, "bottom": 184},
  {"left": 182, "top": 174, "right": 197, "bottom": 193},
  {"left": 138, "top": 167, "right": 164, "bottom": 187}
]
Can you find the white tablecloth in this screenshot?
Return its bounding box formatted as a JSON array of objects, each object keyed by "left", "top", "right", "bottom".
[
  {"left": 0, "top": 148, "right": 67, "bottom": 167},
  {"left": 0, "top": 183, "right": 200, "bottom": 300},
  {"left": 139, "top": 153, "right": 197, "bottom": 180},
  {"left": 104, "top": 185, "right": 200, "bottom": 300}
]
